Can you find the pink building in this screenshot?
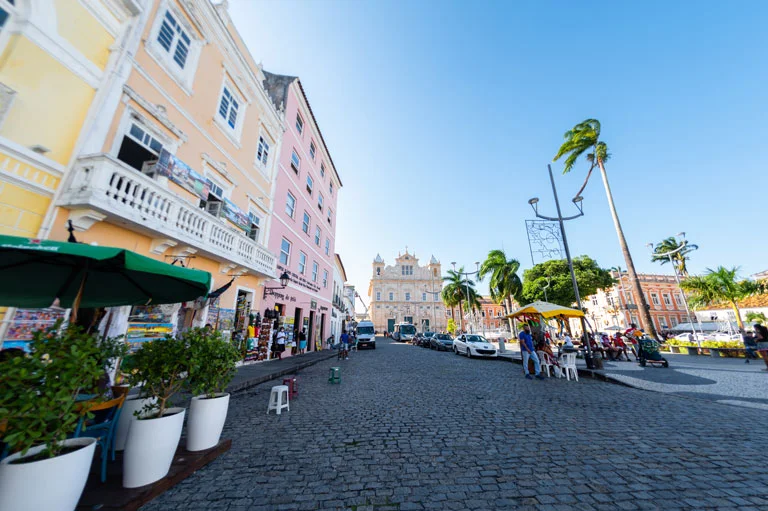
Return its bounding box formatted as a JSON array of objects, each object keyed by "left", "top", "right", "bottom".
[{"left": 262, "top": 72, "right": 342, "bottom": 354}]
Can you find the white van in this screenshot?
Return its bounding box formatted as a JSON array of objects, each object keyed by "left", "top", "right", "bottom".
[
  {"left": 392, "top": 323, "right": 416, "bottom": 343},
  {"left": 356, "top": 320, "right": 376, "bottom": 349}
]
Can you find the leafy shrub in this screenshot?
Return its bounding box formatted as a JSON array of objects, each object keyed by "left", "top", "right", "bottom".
[
  {"left": 0, "top": 322, "right": 105, "bottom": 457},
  {"left": 185, "top": 328, "right": 240, "bottom": 398},
  {"left": 127, "top": 335, "right": 189, "bottom": 419}
]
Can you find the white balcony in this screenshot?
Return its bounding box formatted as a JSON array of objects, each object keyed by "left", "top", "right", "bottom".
[{"left": 57, "top": 154, "right": 277, "bottom": 278}]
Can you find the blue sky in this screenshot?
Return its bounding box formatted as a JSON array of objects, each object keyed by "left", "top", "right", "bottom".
[{"left": 230, "top": 0, "right": 768, "bottom": 297}]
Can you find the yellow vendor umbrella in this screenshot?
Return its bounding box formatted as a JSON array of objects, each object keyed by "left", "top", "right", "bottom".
[{"left": 506, "top": 300, "right": 585, "bottom": 319}]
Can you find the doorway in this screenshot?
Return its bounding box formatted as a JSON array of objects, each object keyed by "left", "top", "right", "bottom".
[
  {"left": 319, "top": 313, "right": 326, "bottom": 350},
  {"left": 387, "top": 318, "right": 395, "bottom": 333},
  {"left": 307, "top": 311, "right": 315, "bottom": 351}
]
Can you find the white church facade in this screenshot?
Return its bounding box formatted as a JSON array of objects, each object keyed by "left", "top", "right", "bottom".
[{"left": 368, "top": 250, "right": 447, "bottom": 333}]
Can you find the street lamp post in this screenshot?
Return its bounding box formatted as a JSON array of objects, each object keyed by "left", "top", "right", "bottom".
[
  {"left": 528, "top": 164, "right": 593, "bottom": 363},
  {"left": 540, "top": 276, "right": 551, "bottom": 303},
  {"left": 647, "top": 233, "right": 702, "bottom": 347}
]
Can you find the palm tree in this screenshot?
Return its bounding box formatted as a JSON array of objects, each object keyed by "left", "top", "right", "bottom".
[
  {"left": 680, "top": 266, "right": 759, "bottom": 330},
  {"left": 554, "top": 119, "right": 657, "bottom": 339},
  {"left": 650, "top": 237, "right": 699, "bottom": 277},
  {"left": 441, "top": 269, "right": 463, "bottom": 330},
  {"left": 746, "top": 311, "right": 767, "bottom": 326},
  {"left": 441, "top": 267, "right": 480, "bottom": 332},
  {"left": 479, "top": 249, "right": 522, "bottom": 333}
]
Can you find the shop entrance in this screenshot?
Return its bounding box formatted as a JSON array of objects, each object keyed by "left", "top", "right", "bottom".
[
  {"left": 319, "top": 313, "right": 326, "bottom": 350},
  {"left": 307, "top": 311, "right": 316, "bottom": 351},
  {"left": 387, "top": 318, "right": 395, "bottom": 332},
  {"left": 293, "top": 307, "right": 303, "bottom": 349}
]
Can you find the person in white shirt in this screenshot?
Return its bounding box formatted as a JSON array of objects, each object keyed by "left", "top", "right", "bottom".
[{"left": 275, "top": 327, "right": 286, "bottom": 360}]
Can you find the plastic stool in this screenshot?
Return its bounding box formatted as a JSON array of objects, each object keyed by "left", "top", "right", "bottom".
[
  {"left": 328, "top": 367, "right": 341, "bottom": 384},
  {"left": 282, "top": 377, "right": 298, "bottom": 399},
  {"left": 266, "top": 385, "right": 290, "bottom": 415}
]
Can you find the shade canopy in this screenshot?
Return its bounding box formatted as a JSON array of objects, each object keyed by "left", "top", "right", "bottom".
[
  {"left": 506, "top": 300, "right": 585, "bottom": 319},
  {"left": 0, "top": 235, "right": 211, "bottom": 309}
]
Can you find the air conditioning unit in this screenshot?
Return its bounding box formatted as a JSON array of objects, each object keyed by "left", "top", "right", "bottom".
[{"left": 205, "top": 200, "right": 223, "bottom": 218}]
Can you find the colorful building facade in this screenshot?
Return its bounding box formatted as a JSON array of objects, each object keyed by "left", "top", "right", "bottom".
[
  {"left": 261, "top": 72, "right": 342, "bottom": 354},
  {"left": 0, "top": 0, "right": 140, "bottom": 338}
]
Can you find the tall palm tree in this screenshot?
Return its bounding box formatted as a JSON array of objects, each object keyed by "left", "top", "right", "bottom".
[
  {"left": 650, "top": 237, "right": 699, "bottom": 277},
  {"left": 554, "top": 119, "right": 657, "bottom": 339},
  {"left": 442, "top": 267, "right": 480, "bottom": 332},
  {"left": 441, "top": 269, "right": 464, "bottom": 330},
  {"left": 680, "top": 266, "right": 759, "bottom": 330},
  {"left": 479, "top": 249, "right": 522, "bottom": 332}
]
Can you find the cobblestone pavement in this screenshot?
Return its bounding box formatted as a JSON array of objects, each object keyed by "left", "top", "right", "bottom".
[{"left": 142, "top": 339, "right": 768, "bottom": 511}]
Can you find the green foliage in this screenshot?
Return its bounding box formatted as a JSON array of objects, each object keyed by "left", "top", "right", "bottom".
[
  {"left": 650, "top": 237, "right": 698, "bottom": 277},
  {"left": 185, "top": 328, "right": 240, "bottom": 398},
  {"left": 442, "top": 267, "right": 481, "bottom": 315},
  {"left": 746, "top": 311, "right": 767, "bottom": 325},
  {"left": 446, "top": 318, "right": 457, "bottom": 335},
  {"left": 127, "top": 335, "right": 189, "bottom": 419},
  {"left": 479, "top": 249, "right": 522, "bottom": 305},
  {"left": 519, "top": 256, "right": 615, "bottom": 307},
  {"left": 553, "top": 119, "right": 610, "bottom": 198},
  {"left": 681, "top": 266, "right": 758, "bottom": 329},
  {"left": 0, "top": 322, "right": 106, "bottom": 457}
]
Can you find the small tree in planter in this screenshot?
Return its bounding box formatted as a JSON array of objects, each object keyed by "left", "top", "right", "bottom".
[
  {"left": 185, "top": 328, "right": 240, "bottom": 451},
  {"left": 0, "top": 322, "right": 113, "bottom": 511},
  {"left": 123, "top": 335, "right": 189, "bottom": 488}
]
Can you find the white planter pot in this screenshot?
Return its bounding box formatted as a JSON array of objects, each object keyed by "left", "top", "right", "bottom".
[
  {"left": 115, "top": 395, "right": 157, "bottom": 451},
  {"left": 187, "top": 393, "right": 230, "bottom": 452},
  {"left": 123, "top": 407, "right": 185, "bottom": 488},
  {"left": 0, "top": 437, "right": 97, "bottom": 511}
]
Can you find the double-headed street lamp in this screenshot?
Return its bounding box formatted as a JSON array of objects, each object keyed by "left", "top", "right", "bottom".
[
  {"left": 646, "top": 232, "right": 701, "bottom": 343},
  {"left": 450, "top": 261, "right": 480, "bottom": 334},
  {"left": 528, "top": 164, "right": 593, "bottom": 362}
]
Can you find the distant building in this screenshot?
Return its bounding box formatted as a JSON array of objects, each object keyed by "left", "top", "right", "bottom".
[
  {"left": 368, "top": 250, "right": 447, "bottom": 333},
  {"left": 478, "top": 297, "right": 510, "bottom": 333}
]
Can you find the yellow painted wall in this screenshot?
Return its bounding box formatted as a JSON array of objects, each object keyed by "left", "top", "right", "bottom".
[
  {"left": 55, "top": 0, "right": 115, "bottom": 70},
  {"left": 0, "top": 179, "right": 52, "bottom": 237},
  {"left": 0, "top": 35, "right": 96, "bottom": 166}
]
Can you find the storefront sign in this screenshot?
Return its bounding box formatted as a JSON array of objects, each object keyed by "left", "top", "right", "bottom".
[
  {"left": 311, "top": 300, "right": 317, "bottom": 310},
  {"left": 155, "top": 149, "right": 210, "bottom": 200},
  {"left": 319, "top": 305, "right": 328, "bottom": 313},
  {"left": 277, "top": 264, "right": 321, "bottom": 293}
]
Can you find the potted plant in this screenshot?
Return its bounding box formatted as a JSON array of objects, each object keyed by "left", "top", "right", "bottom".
[
  {"left": 122, "top": 335, "right": 188, "bottom": 488},
  {"left": 0, "top": 323, "right": 104, "bottom": 511},
  {"left": 185, "top": 328, "right": 240, "bottom": 451},
  {"left": 112, "top": 353, "right": 157, "bottom": 452}
]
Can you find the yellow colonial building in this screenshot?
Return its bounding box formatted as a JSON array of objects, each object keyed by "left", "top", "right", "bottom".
[
  {"left": 0, "top": 0, "right": 139, "bottom": 333},
  {"left": 1, "top": 0, "right": 285, "bottom": 345}
]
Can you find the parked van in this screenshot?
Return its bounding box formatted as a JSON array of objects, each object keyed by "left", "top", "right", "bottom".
[
  {"left": 392, "top": 323, "right": 416, "bottom": 343},
  {"left": 355, "top": 320, "right": 376, "bottom": 349}
]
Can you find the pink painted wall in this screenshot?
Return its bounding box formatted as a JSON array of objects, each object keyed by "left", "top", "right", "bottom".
[{"left": 265, "top": 78, "right": 341, "bottom": 354}]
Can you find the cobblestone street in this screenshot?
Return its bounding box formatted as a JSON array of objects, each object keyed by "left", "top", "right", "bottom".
[{"left": 142, "top": 339, "right": 768, "bottom": 511}]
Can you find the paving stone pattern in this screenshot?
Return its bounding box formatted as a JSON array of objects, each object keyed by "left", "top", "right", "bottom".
[{"left": 142, "top": 339, "right": 768, "bottom": 511}]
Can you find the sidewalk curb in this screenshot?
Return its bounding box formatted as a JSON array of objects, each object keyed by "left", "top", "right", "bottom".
[{"left": 227, "top": 352, "right": 337, "bottom": 394}]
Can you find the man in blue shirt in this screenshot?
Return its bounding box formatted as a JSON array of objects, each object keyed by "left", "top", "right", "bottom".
[
  {"left": 519, "top": 324, "right": 545, "bottom": 380},
  {"left": 339, "top": 331, "right": 350, "bottom": 360}
]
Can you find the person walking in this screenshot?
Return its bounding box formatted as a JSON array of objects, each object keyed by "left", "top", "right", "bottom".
[
  {"left": 519, "top": 324, "right": 545, "bottom": 380},
  {"left": 754, "top": 323, "right": 768, "bottom": 370},
  {"left": 339, "top": 330, "right": 350, "bottom": 360},
  {"left": 298, "top": 329, "right": 308, "bottom": 354}
]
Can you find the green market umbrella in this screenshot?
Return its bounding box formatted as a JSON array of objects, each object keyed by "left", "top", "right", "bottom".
[{"left": 0, "top": 235, "right": 211, "bottom": 320}]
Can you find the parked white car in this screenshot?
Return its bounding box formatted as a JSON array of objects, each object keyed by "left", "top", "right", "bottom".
[{"left": 453, "top": 334, "right": 498, "bottom": 358}]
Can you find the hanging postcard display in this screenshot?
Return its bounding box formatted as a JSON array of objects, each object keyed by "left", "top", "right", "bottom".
[
  {"left": 223, "top": 198, "right": 250, "bottom": 232},
  {"left": 126, "top": 304, "right": 175, "bottom": 351},
  {"left": 2, "top": 308, "right": 68, "bottom": 351}
]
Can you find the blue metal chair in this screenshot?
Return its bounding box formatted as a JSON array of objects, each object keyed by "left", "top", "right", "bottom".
[{"left": 74, "top": 394, "right": 126, "bottom": 482}]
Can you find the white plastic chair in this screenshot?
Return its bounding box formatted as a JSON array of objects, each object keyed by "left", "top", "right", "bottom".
[
  {"left": 561, "top": 352, "right": 578, "bottom": 381},
  {"left": 267, "top": 385, "right": 290, "bottom": 415},
  {"left": 537, "top": 350, "right": 552, "bottom": 377}
]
